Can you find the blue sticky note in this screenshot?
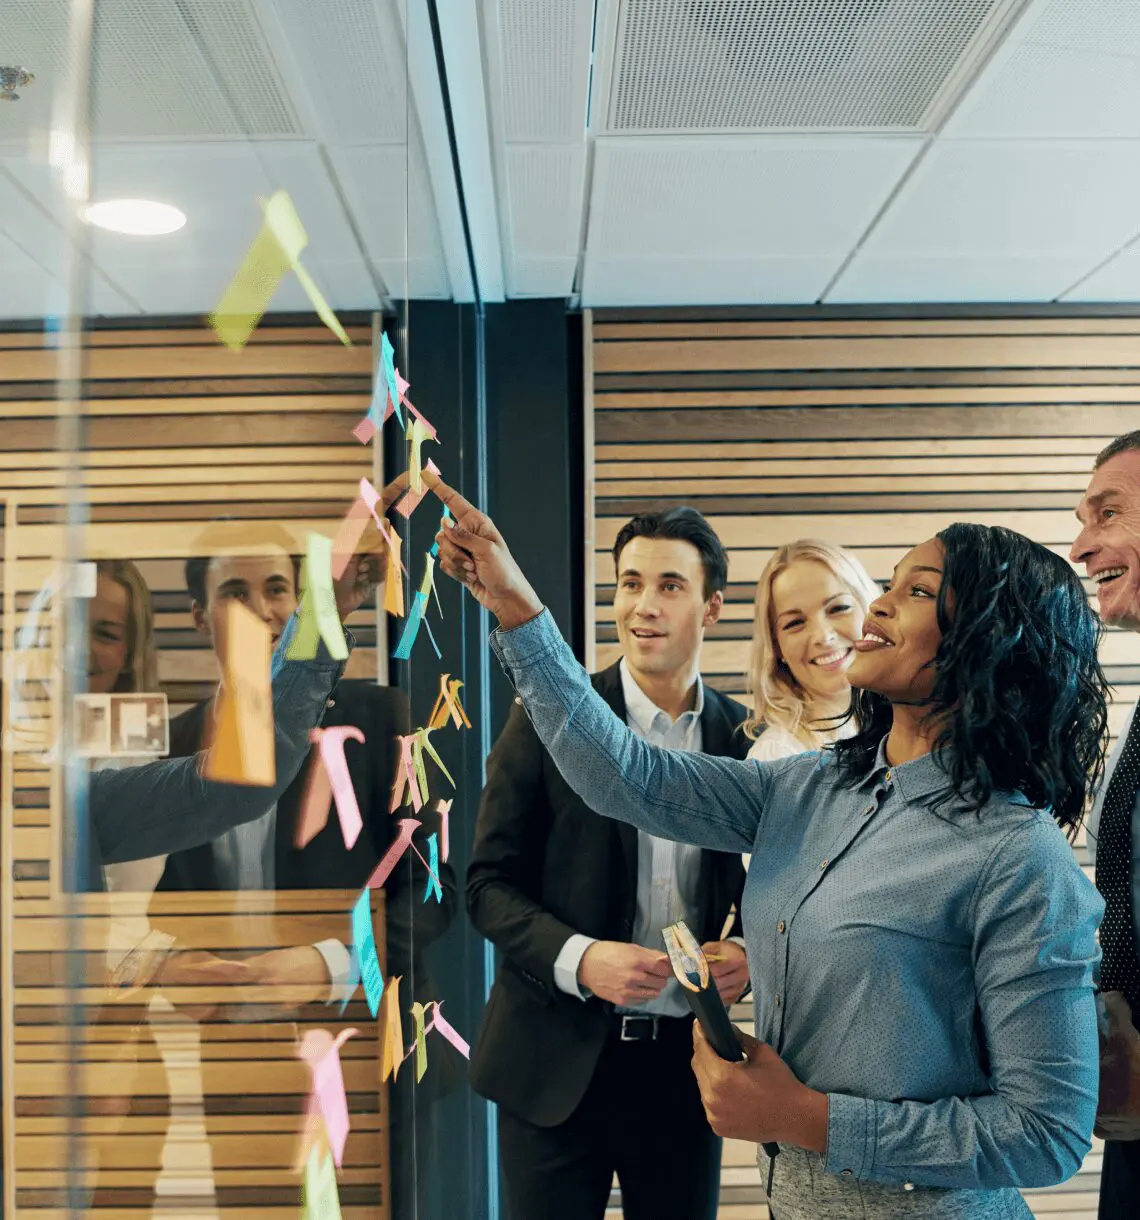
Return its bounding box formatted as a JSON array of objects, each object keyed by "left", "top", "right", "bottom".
[
  {"left": 351, "top": 889, "right": 384, "bottom": 1019},
  {"left": 338, "top": 946, "right": 361, "bottom": 1015},
  {"left": 422, "top": 615, "right": 442, "bottom": 660},
  {"left": 423, "top": 833, "right": 443, "bottom": 904},
  {"left": 393, "top": 591, "right": 427, "bottom": 660},
  {"left": 381, "top": 333, "right": 403, "bottom": 427}
]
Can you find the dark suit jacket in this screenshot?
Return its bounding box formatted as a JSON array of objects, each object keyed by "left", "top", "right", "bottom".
[
  {"left": 466, "top": 661, "right": 750, "bottom": 1127},
  {"left": 155, "top": 679, "right": 457, "bottom": 982}
]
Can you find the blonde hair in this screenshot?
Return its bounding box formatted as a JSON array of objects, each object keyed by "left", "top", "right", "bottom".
[
  {"left": 744, "top": 540, "right": 880, "bottom": 748},
  {"left": 97, "top": 559, "right": 159, "bottom": 693}
]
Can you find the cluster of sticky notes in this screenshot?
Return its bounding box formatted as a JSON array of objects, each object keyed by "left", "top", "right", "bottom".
[
  {"left": 210, "top": 190, "right": 351, "bottom": 352},
  {"left": 204, "top": 600, "right": 274, "bottom": 786},
  {"left": 390, "top": 727, "right": 454, "bottom": 813},
  {"left": 428, "top": 673, "right": 471, "bottom": 731}
]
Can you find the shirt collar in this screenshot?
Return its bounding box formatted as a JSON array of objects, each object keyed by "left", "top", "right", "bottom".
[
  {"left": 619, "top": 657, "right": 704, "bottom": 735},
  {"left": 867, "top": 734, "right": 956, "bottom": 804}
]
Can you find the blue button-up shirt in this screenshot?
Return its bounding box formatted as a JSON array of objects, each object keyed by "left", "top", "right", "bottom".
[{"left": 493, "top": 610, "right": 1103, "bottom": 1195}]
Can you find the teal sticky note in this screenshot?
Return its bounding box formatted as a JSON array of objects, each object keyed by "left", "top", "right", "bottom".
[
  {"left": 381, "top": 333, "right": 403, "bottom": 427},
  {"left": 351, "top": 888, "right": 384, "bottom": 1019},
  {"left": 423, "top": 832, "right": 443, "bottom": 904},
  {"left": 393, "top": 590, "right": 427, "bottom": 660}
]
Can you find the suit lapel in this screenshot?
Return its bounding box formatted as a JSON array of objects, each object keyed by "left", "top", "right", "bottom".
[{"left": 594, "top": 662, "right": 639, "bottom": 897}]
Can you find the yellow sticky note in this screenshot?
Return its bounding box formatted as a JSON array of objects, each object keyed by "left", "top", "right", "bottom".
[
  {"left": 210, "top": 190, "right": 351, "bottom": 351},
  {"left": 411, "top": 1002, "right": 428, "bottom": 1083},
  {"left": 379, "top": 975, "right": 404, "bottom": 1083},
  {"left": 287, "top": 533, "right": 348, "bottom": 662},
  {"left": 204, "top": 601, "right": 274, "bottom": 786},
  {"left": 384, "top": 532, "right": 404, "bottom": 618},
  {"left": 303, "top": 1147, "right": 343, "bottom": 1220},
  {"left": 406, "top": 416, "right": 434, "bottom": 496}
]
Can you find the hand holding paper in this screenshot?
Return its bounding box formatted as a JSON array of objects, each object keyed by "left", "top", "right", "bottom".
[{"left": 427, "top": 474, "right": 544, "bottom": 630}]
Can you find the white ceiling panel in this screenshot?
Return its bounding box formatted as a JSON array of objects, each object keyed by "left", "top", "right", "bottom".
[
  {"left": 945, "top": 0, "right": 1140, "bottom": 138},
  {"left": 829, "top": 253, "right": 1098, "bottom": 303},
  {"left": 502, "top": 144, "right": 586, "bottom": 297},
  {"left": 831, "top": 139, "right": 1140, "bottom": 302},
  {"left": 1063, "top": 240, "right": 1140, "bottom": 302},
  {"left": 583, "top": 255, "right": 845, "bottom": 306},
  {"left": 581, "top": 136, "right": 921, "bottom": 303},
  {"left": 0, "top": 229, "right": 68, "bottom": 321},
  {"left": 326, "top": 142, "right": 452, "bottom": 299}
]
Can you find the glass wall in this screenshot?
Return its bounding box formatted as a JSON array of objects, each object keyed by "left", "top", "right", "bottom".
[{"left": 1, "top": 2, "right": 492, "bottom": 1217}]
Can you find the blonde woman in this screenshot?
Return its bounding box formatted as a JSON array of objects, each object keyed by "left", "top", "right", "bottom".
[{"left": 744, "top": 540, "right": 880, "bottom": 763}]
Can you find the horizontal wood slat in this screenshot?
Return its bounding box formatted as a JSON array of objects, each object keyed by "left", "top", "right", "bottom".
[
  {"left": 1, "top": 320, "right": 394, "bottom": 1220},
  {"left": 589, "top": 308, "right": 1140, "bottom": 1220}
]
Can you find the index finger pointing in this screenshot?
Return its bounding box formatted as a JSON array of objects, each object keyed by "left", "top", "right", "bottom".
[{"left": 423, "top": 470, "right": 476, "bottom": 519}]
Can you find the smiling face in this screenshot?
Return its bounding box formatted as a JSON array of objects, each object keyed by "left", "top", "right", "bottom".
[
  {"left": 193, "top": 551, "right": 298, "bottom": 663},
  {"left": 88, "top": 572, "right": 131, "bottom": 695},
  {"left": 1071, "top": 449, "right": 1140, "bottom": 631},
  {"left": 613, "top": 536, "right": 722, "bottom": 682},
  {"left": 769, "top": 559, "right": 862, "bottom": 706},
  {"left": 846, "top": 537, "right": 946, "bottom": 704}
]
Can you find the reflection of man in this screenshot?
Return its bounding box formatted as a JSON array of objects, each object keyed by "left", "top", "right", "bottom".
[
  {"left": 1071, "top": 429, "right": 1140, "bottom": 1218},
  {"left": 467, "top": 508, "right": 750, "bottom": 1220},
  {"left": 156, "top": 540, "right": 457, "bottom": 1003}
]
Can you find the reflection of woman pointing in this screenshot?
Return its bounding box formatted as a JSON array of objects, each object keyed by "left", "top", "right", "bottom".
[{"left": 428, "top": 475, "right": 1106, "bottom": 1220}]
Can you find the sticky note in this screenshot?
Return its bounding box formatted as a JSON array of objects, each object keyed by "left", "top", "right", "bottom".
[
  {"left": 422, "top": 833, "right": 443, "bottom": 904},
  {"left": 297, "top": 1028, "right": 357, "bottom": 1168},
  {"left": 295, "top": 737, "right": 333, "bottom": 847},
  {"left": 406, "top": 416, "right": 436, "bottom": 496},
  {"left": 338, "top": 947, "right": 360, "bottom": 1016},
  {"left": 304, "top": 1147, "right": 343, "bottom": 1220},
  {"left": 392, "top": 590, "right": 427, "bottom": 660},
  {"left": 428, "top": 674, "right": 472, "bottom": 732},
  {"left": 384, "top": 532, "right": 404, "bottom": 618},
  {"left": 210, "top": 190, "right": 351, "bottom": 351},
  {"left": 436, "top": 798, "right": 452, "bottom": 863},
  {"left": 351, "top": 890, "right": 384, "bottom": 1019},
  {"left": 312, "top": 725, "right": 365, "bottom": 850},
  {"left": 395, "top": 458, "right": 442, "bottom": 520},
  {"left": 367, "top": 819, "right": 420, "bottom": 890},
  {"left": 287, "top": 533, "right": 348, "bottom": 662},
  {"left": 389, "top": 735, "right": 423, "bottom": 813},
  {"left": 426, "top": 1001, "right": 471, "bottom": 1059},
  {"left": 204, "top": 600, "right": 274, "bottom": 786},
  {"left": 381, "top": 334, "right": 403, "bottom": 426},
  {"left": 411, "top": 1002, "right": 428, "bottom": 1083},
  {"left": 379, "top": 975, "right": 404, "bottom": 1083}
]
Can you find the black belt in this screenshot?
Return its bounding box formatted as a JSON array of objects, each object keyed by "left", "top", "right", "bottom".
[{"left": 615, "top": 1013, "right": 691, "bottom": 1042}]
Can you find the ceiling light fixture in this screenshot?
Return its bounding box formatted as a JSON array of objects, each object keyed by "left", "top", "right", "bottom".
[
  {"left": 81, "top": 199, "right": 187, "bottom": 236},
  {"left": 0, "top": 66, "right": 34, "bottom": 102}
]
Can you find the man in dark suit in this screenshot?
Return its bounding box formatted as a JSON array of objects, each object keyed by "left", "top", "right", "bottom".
[{"left": 467, "top": 507, "right": 750, "bottom": 1220}]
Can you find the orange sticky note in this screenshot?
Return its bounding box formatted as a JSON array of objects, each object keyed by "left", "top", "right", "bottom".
[
  {"left": 384, "top": 532, "right": 404, "bottom": 618},
  {"left": 379, "top": 975, "right": 404, "bottom": 1082},
  {"left": 427, "top": 673, "right": 472, "bottom": 731},
  {"left": 204, "top": 601, "right": 274, "bottom": 786}
]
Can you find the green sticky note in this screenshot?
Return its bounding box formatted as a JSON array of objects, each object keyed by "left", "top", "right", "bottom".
[
  {"left": 287, "top": 533, "right": 348, "bottom": 661},
  {"left": 303, "top": 1148, "right": 342, "bottom": 1220}
]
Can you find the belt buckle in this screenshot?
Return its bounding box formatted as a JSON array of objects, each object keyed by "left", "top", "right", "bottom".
[{"left": 619, "top": 1015, "right": 658, "bottom": 1042}]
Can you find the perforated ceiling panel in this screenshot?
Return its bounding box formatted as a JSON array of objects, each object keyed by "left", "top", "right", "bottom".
[
  {"left": 0, "top": 0, "right": 300, "bottom": 143},
  {"left": 608, "top": 0, "right": 1021, "bottom": 132}
]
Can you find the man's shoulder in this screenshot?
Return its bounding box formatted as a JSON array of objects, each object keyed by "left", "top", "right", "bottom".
[{"left": 167, "top": 699, "right": 208, "bottom": 757}]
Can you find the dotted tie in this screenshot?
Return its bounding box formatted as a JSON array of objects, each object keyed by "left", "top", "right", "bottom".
[{"left": 1096, "top": 707, "right": 1140, "bottom": 1018}]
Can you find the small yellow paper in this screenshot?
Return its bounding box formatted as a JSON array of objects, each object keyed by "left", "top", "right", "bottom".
[
  {"left": 379, "top": 975, "right": 404, "bottom": 1083},
  {"left": 406, "top": 416, "right": 433, "bottom": 496},
  {"left": 303, "top": 1147, "right": 343, "bottom": 1220},
  {"left": 384, "top": 532, "right": 404, "bottom": 618},
  {"left": 411, "top": 1002, "right": 428, "bottom": 1083},
  {"left": 210, "top": 189, "right": 351, "bottom": 351},
  {"left": 287, "top": 533, "right": 348, "bottom": 662},
  {"left": 204, "top": 601, "right": 274, "bottom": 786}
]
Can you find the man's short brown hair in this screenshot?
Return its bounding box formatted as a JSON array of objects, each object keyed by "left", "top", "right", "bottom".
[{"left": 1095, "top": 430, "right": 1140, "bottom": 468}]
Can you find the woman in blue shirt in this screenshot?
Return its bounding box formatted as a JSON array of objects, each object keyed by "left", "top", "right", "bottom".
[{"left": 430, "top": 479, "right": 1107, "bottom": 1220}]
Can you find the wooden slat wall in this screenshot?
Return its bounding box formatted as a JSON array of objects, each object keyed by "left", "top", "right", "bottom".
[
  {"left": 589, "top": 308, "right": 1138, "bottom": 1220},
  {"left": 0, "top": 322, "right": 397, "bottom": 1219}
]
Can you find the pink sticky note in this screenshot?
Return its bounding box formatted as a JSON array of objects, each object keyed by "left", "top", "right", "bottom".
[
  {"left": 427, "top": 1002, "right": 470, "bottom": 1059},
  {"left": 295, "top": 738, "right": 333, "bottom": 847},
  {"left": 331, "top": 496, "right": 372, "bottom": 581},
  {"left": 389, "top": 733, "right": 423, "bottom": 813},
  {"left": 403, "top": 396, "right": 438, "bottom": 441},
  {"left": 314, "top": 725, "right": 365, "bottom": 850},
  {"left": 352, "top": 415, "right": 377, "bottom": 445},
  {"left": 395, "top": 458, "right": 442, "bottom": 519},
  {"left": 367, "top": 818, "right": 420, "bottom": 890},
  {"left": 299, "top": 1028, "right": 358, "bottom": 1168},
  {"left": 436, "top": 798, "right": 452, "bottom": 863}
]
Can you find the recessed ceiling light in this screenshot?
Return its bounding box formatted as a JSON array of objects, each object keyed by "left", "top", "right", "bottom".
[{"left": 80, "top": 199, "right": 186, "bottom": 236}]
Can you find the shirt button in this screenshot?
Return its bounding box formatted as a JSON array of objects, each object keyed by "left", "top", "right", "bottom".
[
  {"left": 774, "top": 993, "right": 781, "bottom": 1007},
  {"left": 841, "top": 1169, "right": 852, "bottom": 1177},
  {"left": 903, "top": 1182, "right": 914, "bottom": 1191},
  {"left": 863, "top": 804, "right": 874, "bottom": 815},
  {"left": 885, "top": 770, "right": 892, "bottom": 783},
  {"left": 820, "top": 859, "right": 829, "bottom": 871},
  {"left": 777, "top": 921, "right": 786, "bottom": 934}
]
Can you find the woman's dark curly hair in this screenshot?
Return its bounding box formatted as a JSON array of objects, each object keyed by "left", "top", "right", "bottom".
[{"left": 833, "top": 523, "right": 1109, "bottom": 836}]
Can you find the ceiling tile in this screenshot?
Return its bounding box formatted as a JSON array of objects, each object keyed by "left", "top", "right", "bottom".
[
  {"left": 581, "top": 254, "right": 842, "bottom": 305},
  {"left": 1063, "top": 240, "right": 1140, "bottom": 301},
  {"left": 828, "top": 253, "right": 1098, "bottom": 303}
]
